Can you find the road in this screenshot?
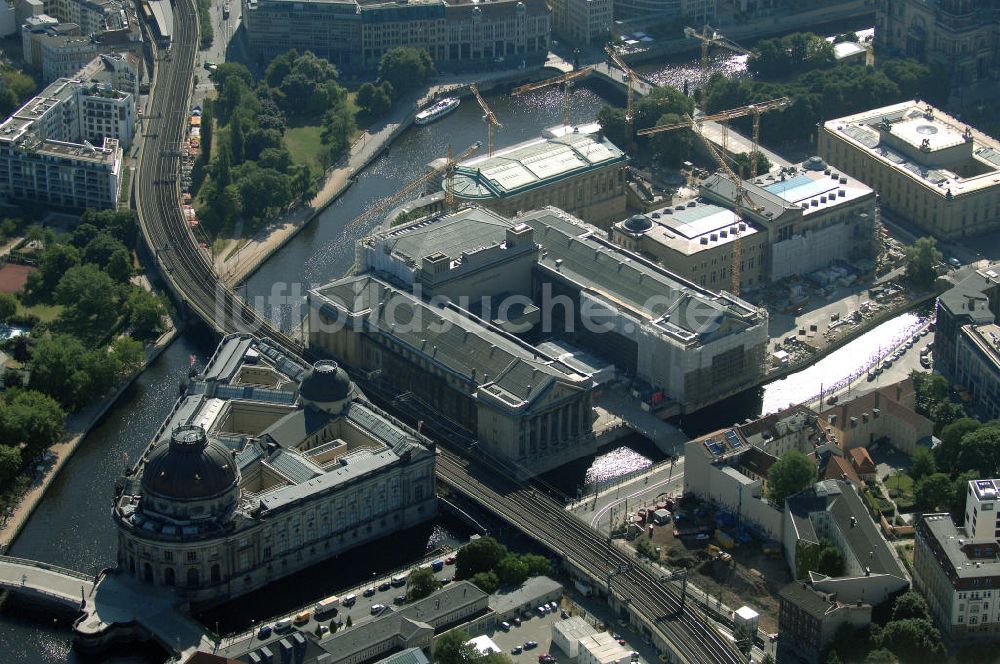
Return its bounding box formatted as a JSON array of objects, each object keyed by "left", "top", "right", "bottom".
[
  {"left": 134, "top": 3, "right": 742, "bottom": 661},
  {"left": 566, "top": 459, "right": 686, "bottom": 535}
]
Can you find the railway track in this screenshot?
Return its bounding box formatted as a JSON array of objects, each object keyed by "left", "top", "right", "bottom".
[
  {"left": 436, "top": 449, "right": 743, "bottom": 664},
  {"left": 133, "top": 4, "right": 743, "bottom": 661},
  {"left": 134, "top": 0, "right": 301, "bottom": 352}
]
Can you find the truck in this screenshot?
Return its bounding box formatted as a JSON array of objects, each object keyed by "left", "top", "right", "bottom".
[{"left": 574, "top": 580, "right": 593, "bottom": 597}]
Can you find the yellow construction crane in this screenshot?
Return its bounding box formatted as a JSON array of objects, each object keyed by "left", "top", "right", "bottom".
[
  {"left": 347, "top": 142, "right": 480, "bottom": 231},
  {"left": 470, "top": 83, "right": 502, "bottom": 158},
  {"left": 683, "top": 25, "right": 750, "bottom": 89},
  {"left": 654, "top": 113, "right": 764, "bottom": 296},
  {"left": 604, "top": 45, "right": 642, "bottom": 151},
  {"left": 512, "top": 66, "right": 595, "bottom": 127},
  {"left": 637, "top": 96, "right": 790, "bottom": 177}
]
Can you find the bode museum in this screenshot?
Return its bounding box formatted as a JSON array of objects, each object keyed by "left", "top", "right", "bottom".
[{"left": 112, "top": 334, "right": 437, "bottom": 607}]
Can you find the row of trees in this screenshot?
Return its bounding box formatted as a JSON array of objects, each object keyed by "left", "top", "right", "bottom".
[
  {"left": 454, "top": 537, "right": 551, "bottom": 594},
  {"left": 747, "top": 32, "right": 836, "bottom": 79},
  {"left": 196, "top": 54, "right": 353, "bottom": 232},
  {"left": 699, "top": 57, "right": 948, "bottom": 144},
  {"left": 826, "top": 591, "right": 945, "bottom": 664},
  {"left": 356, "top": 47, "right": 435, "bottom": 119},
  {"left": 597, "top": 86, "right": 695, "bottom": 166}
]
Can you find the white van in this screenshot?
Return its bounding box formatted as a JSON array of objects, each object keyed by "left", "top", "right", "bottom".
[
  {"left": 274, "top": 617, "right": 293, "bottom": 632},
  {"left": 342, "top": 593, "right": 357, "bottom": 607}
]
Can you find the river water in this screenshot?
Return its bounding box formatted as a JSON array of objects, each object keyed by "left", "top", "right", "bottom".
[{"left": 0, "top": 35, "right": 894, "bottom": 660}]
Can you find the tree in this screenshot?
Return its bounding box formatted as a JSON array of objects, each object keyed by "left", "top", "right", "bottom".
[
  {"left": 322, "top": 102, "right": 357, "bottom": 165},
  {"left": 83, "top": 233, "right": 129, "bottom": 266},
  {"left": 826, "top": 652, "right": 842, "bottom": 664},
  {"left": 0, "top": 293, "right": 16, "bottom": 323},
  {"left": 863, "top": 650, "right": 896, "bottom": 664},
  {"left": 470, "top": 571, "right": 500, "bottom": 594},
  {"left": 379, "top": 47, "right": 434, "bottom": 94},
  {"left": 433, "top": 629, "right": 479, "bottom": 664},
  {"left": 891, "top": 591, "right": 930, "bottom": 622},
  {"left": 732, "top": 151, "right": 771, "bottom": 177},
  {"left": 406, "top": 567, "right": 441, "bottom": 601},
  {"left": 909, "top": 447, "right": 936, "bottom": 482},
  {"left": 903, "top": 237, "right": 942, "bottom": 289},
  {"left": 106, "top": 247, "right": 133, "bottom": 283},
  {"left": 345, "top": 615, "right": 352, "bottom": 628},
  {"left": 911, "top": 371, "right": 949, "bottom": 418},
  {"left": 521, "top": 553, "right": 550, "bottom": 577},
  {"left": 915, "top": 473, "right": 954, "bottom": 511},
  {"left": 950, "top": 470, "right": 979, "bottom": 523},
  {"left": 954, "top": 425, "right": 1000, "bottom": 476},
  {"left": 55, "top": 265, "right": 117, "bottom": 340},
  {"left": 937, "top": 417, "right": 981, "bottom": 472},
  {"left": 0, "top": 389, "right": 65, "bottom": 457},
  {"left": 597, "top": 106, "right": 629, "bottom": 148},
  {"left": 27, "top": 243, "right": 81, "bottom": 296},
  {"left": 635, "top": 86, "right": 694, "bottom": 132},
  {"left": 874, "top": 618, "right": 945, "bottom": 662},
  {"left": 357, "top": 81, "right": 393, "bottom": 117},
  {"left": 28, "top": 334, "right": 89, "bottom": 408},
  {"left": 496, "top": 555, "right": 530, "bottom": 586},
  {"left": 767, "top": 450, "right": 816, "bottom": 507},
  {"left": 650, "top": 113, "right": 691, "bottom": 167},
  {"left": 455, "top": 537, "right": 507, "bottom": 580},
  {"left": 111, "top": 337, "right": 145, "bottom": 377},
  {"left": 816, "top": 540, "right": 845, "bottom": 576},
  {"left": 0, "top": 444, "right": 21, "bottom": 487},
  {"left": 125, "top": 288, "right": 167, "bottom": 342}
]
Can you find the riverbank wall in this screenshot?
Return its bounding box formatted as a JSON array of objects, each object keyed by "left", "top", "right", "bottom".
[
  {"left": 618, "top": 1, "right": 875, "bottom": 66},
  {"left": 219, "top": 67, "right": 556, "bottom": 288},
  {"left": 0, "top": 325, "right": 181, "bottom": 552}
]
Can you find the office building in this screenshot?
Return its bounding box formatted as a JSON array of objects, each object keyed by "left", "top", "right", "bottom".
[
  {"left": 113, "top": 334, "right": 437, "bottom": 607},
  {"left": 243, "top": 0, "right": 550, "bottom": 72},
  {"left": 433, "top": 123, "right": 628, "bottom": 230},
  {"left": 819, "top": 101, "right": 1000, "bottom": 240},
  {"left": 551, "top": 0, "right": 611, "bottom": 44},
  {"left": 875, "top": 0, "right": 1000, "bottom": 87},
  {"left": 914, "top": 503, "right": 1000, "bottom": 642},
  {"left": 935, "top": 266, "right": 1000, "bottom": 376},
  {"left": 778, "top": 581, "right": 873, "bottom": 664},
  {"left": 611, "top": 157, "right": 877, "bottom": 290}
]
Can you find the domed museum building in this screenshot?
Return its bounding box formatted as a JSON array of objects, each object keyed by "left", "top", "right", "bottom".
[{"left": 114, "top": 335, "right": 436, "bottom": 607}]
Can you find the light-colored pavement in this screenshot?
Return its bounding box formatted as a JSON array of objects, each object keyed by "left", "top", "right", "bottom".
[{"left": 568, "top": 458, "right": 685, "bottom": 534}]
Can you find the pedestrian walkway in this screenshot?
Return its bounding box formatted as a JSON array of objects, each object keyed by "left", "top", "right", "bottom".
[
  {"left": 698, "top": 118, "right": 791, "bottom": 173},
  {"left": 592, "top": 385, "right": 687, "bottom": 456}
]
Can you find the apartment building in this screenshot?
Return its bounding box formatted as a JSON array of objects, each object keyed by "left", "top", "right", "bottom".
[{"left": 0, "top": 53, "right": 135, "bottom": 209}]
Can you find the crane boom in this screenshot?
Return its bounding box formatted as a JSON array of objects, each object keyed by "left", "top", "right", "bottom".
[
  {"left": 637, "top": 97, "right": 790, "bottom": 136},
  {"left": 512, "top": 66, "right": 595, "bottom": 126},
  {"left": 347, "top": 142, "right": 480, "bottom": 231},
  {"left": 604, "top": 45, "right": 641, "bottom": 152},
  {"left": 471, "top": 83, "right": 502, "bottom": 157},
  {"left": 684, "top": 25, "right": 749, "bottom": 93}
]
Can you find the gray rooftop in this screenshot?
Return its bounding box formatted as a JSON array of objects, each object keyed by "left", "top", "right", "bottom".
[
  {"left": 488, "top": 575, "right": 562, "bottom": 616},
  {"left": 920, "top": 514, "right": 1000, "bottom": 581},
  {"left": 787, "top": 480, "right": 906, "bottom": 580},
  {"left": 523, "top": 208, "right": 762, "bottom": 344},
  {"left": 312, "top": 274, "right": 590, "bottom": 409}
]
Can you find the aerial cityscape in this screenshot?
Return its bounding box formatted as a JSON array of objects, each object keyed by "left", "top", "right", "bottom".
[{"left": 0, "top": 0, "right": 998, "bottom": 663}]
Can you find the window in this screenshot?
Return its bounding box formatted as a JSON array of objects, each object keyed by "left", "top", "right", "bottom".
[
  {"left": 164, "top": 551, "right": 173, "bottom": 562},
  {"left": 186, "top": 551, "right": 197, "bottom": 562}
]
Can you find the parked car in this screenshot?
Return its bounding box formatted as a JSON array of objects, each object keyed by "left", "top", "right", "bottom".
[
  {"left": 524, "top": 641, "right": 538, "bottom": 650},
  {"left": 378, "top": 581, "right": 392, "bottom": 592},
  {"left": 695, "top": 533, "right": 710, "bottom": 541},
  {"left": 511, "top": 646, "right": 522, "bottom": 655},
  {"left": 342, "top": 594, "right": 357, "bottom": 607},
  {"left": 363, "top": 587, "right": 376, "bottom": 598},
  {"left": 393, "top": 595, "right": 406, "bottom": 605},
  {"left": 293, "top": 611, "right": 311, "bottom": 625},
  {"left": 512, "top": 617, "right": 522, "bottom": 627},
  {"left": 274, "top": 618, "right": 293, "bottom": 632},
  {"left": 500, "top": 622, "right": 511, "bottom": 632},
  {"left": 445, "top": 556, "right": 456, "bottom": 565},
  {"left": 432, "top": 559, "right": 444, "bottom": 572},
  {"left": 257, "top": 625, "right": 272, "bottom": 640},
  {"left": 371, "top": 604, "right": 386, "bottom": 615}
]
